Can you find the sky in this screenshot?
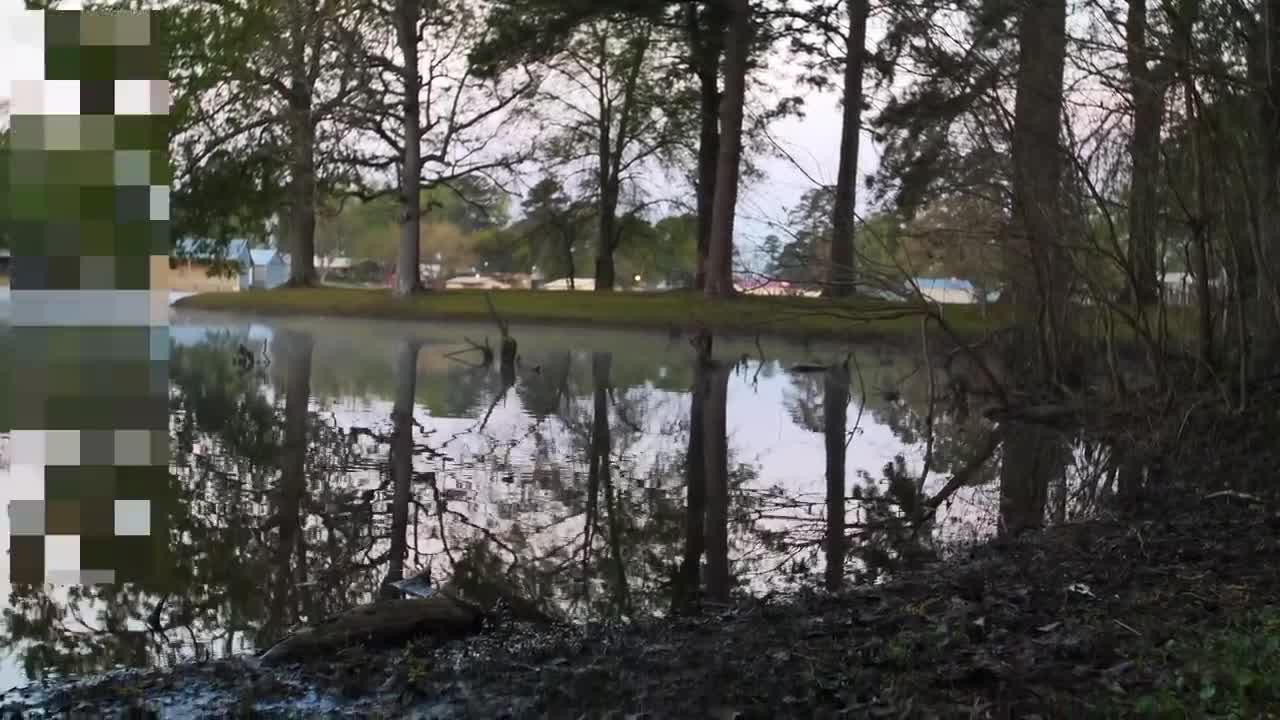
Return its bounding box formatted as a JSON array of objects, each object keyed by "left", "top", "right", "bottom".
[{"left": 0, "top": 0, "right": 884, "bottom": 259}]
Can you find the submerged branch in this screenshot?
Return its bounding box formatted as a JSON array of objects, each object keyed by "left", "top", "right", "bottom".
[{"left": 922, "top": 432, "right": 1002, "bottom": 513}]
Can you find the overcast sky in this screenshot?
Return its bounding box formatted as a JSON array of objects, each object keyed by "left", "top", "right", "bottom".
[{"left": 0, "top": 0, "right": 883, "bottom": 258}]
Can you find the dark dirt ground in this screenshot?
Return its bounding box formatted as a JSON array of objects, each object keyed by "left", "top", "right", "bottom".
[{"left": 5, "top": 395, "right": 1280, "bottom": 719}]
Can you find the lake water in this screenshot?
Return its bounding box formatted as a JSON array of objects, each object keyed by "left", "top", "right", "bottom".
[{"left": 0, "top": 307, "right": 1119, "bottom": 691}]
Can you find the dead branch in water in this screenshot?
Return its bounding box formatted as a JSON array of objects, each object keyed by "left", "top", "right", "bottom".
[
  {"left": 983, "top": 402, "right": 1085, "bottom": 425},
  {"left": 917, "top": 315, "right": 937, "bottom": 500},
  {"left": 922, "top": 431, "right": 1002, "bottom": 514},
  {"left": 1202, "top": 490, "right": 1265, "bottom": 505},
  {"left": 846, "top": 351, "right": 868, "bottom": 449},
  {"left": 445, "top": 337, "right": 494, "bottom": 367},
  {"left": 485, "top": 292, "right": 510, "bottom": 339},
  {"left": 751, "top": 333, "right": 767, "bottom": 387},
  {"left": 485, "top": 292, "right": 517, "bottom": 375}
]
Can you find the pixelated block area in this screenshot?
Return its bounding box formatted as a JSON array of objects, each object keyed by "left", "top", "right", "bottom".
[{"left": 5, "top": 9, "right": 172, "bottom": 586}]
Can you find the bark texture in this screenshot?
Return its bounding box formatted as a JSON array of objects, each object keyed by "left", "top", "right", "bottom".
[
  {"left": 825, "top": 0, "right": 869, "bottom": 297},
  {"left": 394, "top": 0, "right": 423, "bottom": 296},
  {"left": 704, "top": 0, "right": 751, "bottom": 298}
]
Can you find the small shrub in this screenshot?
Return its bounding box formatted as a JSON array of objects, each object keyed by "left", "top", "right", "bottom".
[{"left": 1133, "top": 607, "right": 1280, "bottom": 719}]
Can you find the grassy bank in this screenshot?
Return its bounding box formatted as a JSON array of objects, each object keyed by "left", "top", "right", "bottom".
[{"left": 174, "top": 286, "right": 1005, "bottom": 342}]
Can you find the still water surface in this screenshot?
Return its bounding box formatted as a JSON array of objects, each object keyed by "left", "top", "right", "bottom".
[{"left": 0, "top": 309, "right": 1117, "bottom": 689}]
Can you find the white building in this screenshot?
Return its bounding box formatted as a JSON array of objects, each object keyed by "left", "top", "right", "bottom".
[
  {"left": 317, "top": 256, "right": 355, "bottom": 271},
  {"left": 1162, "top": 271, "right": 1226, "bottom": 306},
  {"left": 912, "top": 277, "right": 996, "bottom": 304},
  {"left": 540, "top": 277, "right": 595, "bottom": 291},
  {"left": 445, "top": 274, "right": 510, "bottom": 290}
]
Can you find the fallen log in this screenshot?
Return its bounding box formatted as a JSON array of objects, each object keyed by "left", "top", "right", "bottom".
[{"left": 258, "top": 595, "right": 484, "bottom": 666}]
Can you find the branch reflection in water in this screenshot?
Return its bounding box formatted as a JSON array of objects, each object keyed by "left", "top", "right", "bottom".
[{"left": 0, "top": 316, "right": 1124, "bottom": 684}]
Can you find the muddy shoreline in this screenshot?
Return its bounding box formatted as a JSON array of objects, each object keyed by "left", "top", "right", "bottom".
[
  {"left": 5, "top": 482, "right": 1278, "bottom": 719},
  {"left": 6, "top": 391, "right": 1280, "bottom": 719}
]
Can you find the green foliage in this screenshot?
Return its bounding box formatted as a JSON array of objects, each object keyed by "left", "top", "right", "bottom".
[
  {"left": 314, "top": 181, "right": 513, "bottom": 273},
  {"left": 163, "top": 1, "right": 290, "bottom": 253},
  {"left": 1132, "top": 608, "right": 1280, "bottom": 719},
  {"left": 342, "top": 196, "right": 400, "bottom": 262},
  {"left": 422, "top": 177, "right": 513, "bottom": 233},
  {"left": 0, "top": 126, "right": 10, "bottom": 251},
  {"left": 469, "top": 226, "right": 527, "bottom": 273},
  {"left": 630, "top": 213, "right": 698, "bottom": 287},
  {"left": 161, "top": 0, "right": 366, "bottom": 271},
  {"left": 516, "top": 176, "right": 595, "bottom": 279},
  {"left": 470, "top": 0, "right": 671, "bottom": 77},
  {"left": 893, "top": 197, "right": 1002, "bottom": 289},
  {"left": 172, "top": 147, "right": 287, "bottom": 251},
  {"left": 766, "top": 187, "right": 833, "bottom": 283},
  {"left": 311, "top": 174, "right": 696, "bottom": 284},
  {"left": 856, "top": 211, "right": 904, "bottom": 273},
  {"left": 524, "top": 14, "right": 692, "bottom": 286},
  {"left": 868, "top": 0, "right": 1013, "bottom": 218}
]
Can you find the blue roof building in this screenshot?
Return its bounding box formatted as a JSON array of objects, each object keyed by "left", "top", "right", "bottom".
[
  {"left": 172, "top": 238, "right": 289, "bottom": 290},
  {"left": 910, "top": 277, "right": 999, "bottom": 304}
]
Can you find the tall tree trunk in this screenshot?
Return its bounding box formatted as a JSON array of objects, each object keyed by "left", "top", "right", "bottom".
[
  {"left": 382, "top": 338, "right": 420, "bottom": 598},
  {"left": 675, "top": 331, "right": 710, "bottom": 612},
  {"left": 1127, "top": 88, "right": 1163, "bottom": 305},
  {"left": 589, "top": 353, "right": 613, "bottom": 507},
  {"left": 1125, "top": 0, "right": 1167, "bottom": 306},
  {"left": 561, "top": 226, "right": 576, "bottom": 290},
  {"left": 594, "top": 26, "right": 649, "bottom": 293},
  {"left": 1006, "top": 0, "right": 1070, "bottom": 384},
  {"left": 594, "top": 353, "right": 629, "bottom": 613},
  {"left": 394, "top": 0, "right": 423, "bottom": 296},
  {"left": 1187, "top": 94, "right": 1215, "bottom": 371},
  {"left": 702, "top": 353, "right": 732, "bottom": 602},
  {"left": 582, "top": 352, "right": 613, "bottom": 600},
  {"left": 823, "top": 364, "right": 849, "bottom": 591},
  {"left": 695, "top": 75, "right": 720, "bottom": 291},
  {"left": 998, "top": 422, "right": 1062, "bottom": 535},
  {"left": 596, "top": 60, "right": 616, "bottom": 295},
  {"left": 825, "top": 0, "right": 869, "bottom": 298},
  {"left": 704, "top": 0, "right": 751, "bottom": 298},
  {"left": 1116, "top": 452, "right": 1145, "bottom": 510},
  {"left": 266, "top": 331, "right": 313, "bottom": 643},
  {"left": 596, "top": 185, "right": 618, "bottom": 292},
  {"left": 1250, "top": 0, "right": 1280, "bottom": 369},
  {"left": 687, "top": 2, "right": 723, "bottom": 291},
  {"left": 287, "top": 88, "right": 318, "bottom": 287},
  {"left": 1167, "top": 0, "right": 1214, "bottom": 371}
]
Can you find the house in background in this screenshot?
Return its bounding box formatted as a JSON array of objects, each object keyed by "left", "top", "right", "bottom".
[
  {"left": 540, "top": 277, "right": 595, "bottom": 291},
  {"left": 911, "top": 277, "right": 997, "bottom": 304},
  {"left": 245, "top": 248, "right": 290, "bottom": 289},
  {"left": 170, "top": 238, "right": 247, "bottom": 292},
  {"left": 1162, "top": 271, "right": 1227, "bottom": 306},
  {"left": 172, "top": 238, "right": 289, "bottom": 291},
  {"left": 445, "top": 274, "right": 511, "bottom": 290},
  {"left": 492, "top": 272, "right": 533, "bottom": 289},
  {"left": 735, "top": 277, "right": 819, "bottom": 297},
  {"left": 316, "top": 255, "right": 355, "bottom": 281}
]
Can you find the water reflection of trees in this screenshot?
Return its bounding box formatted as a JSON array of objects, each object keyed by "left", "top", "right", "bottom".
[
  {"left": 2, "top": 328, "right": 769, "bottom": 681},
  {"left": 2, "top": 326, "right": 1142, "bottom": 683},
  {"left": 3, "top": 330, "right": 383, "bottom": 680},
  {"left": 387, "top": 335, "right": 773, "bottom": 621},
  {"left": 761, "top": 345, "right": 1130, "bottom": 588}
]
